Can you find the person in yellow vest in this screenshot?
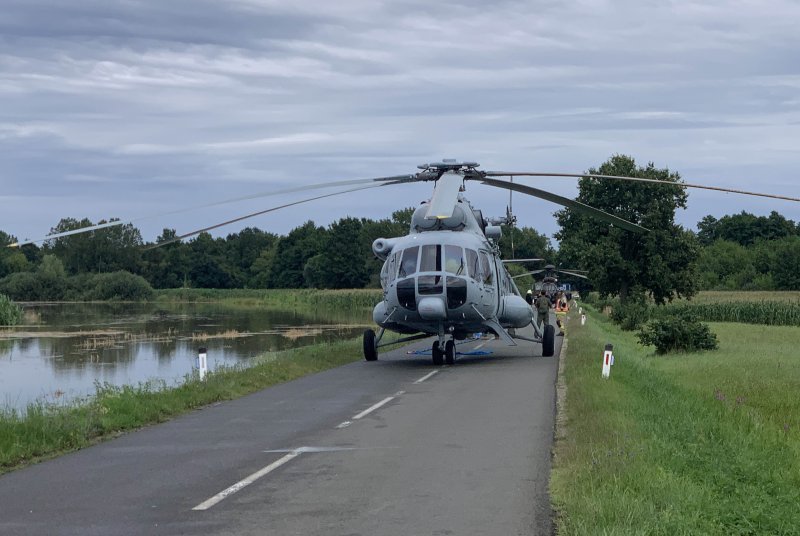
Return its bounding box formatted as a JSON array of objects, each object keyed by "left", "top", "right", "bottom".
[{"left": 555, "top": 293, "right": 568, "bottom": 336}]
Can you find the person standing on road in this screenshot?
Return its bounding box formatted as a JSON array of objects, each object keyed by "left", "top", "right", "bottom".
[{"left": 535, "top": 291, "right": 550, "bottom": 329}]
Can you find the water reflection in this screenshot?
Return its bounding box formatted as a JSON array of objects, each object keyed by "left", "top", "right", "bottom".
[{"left": 0, "top": 302, "right": 369, "bottom": 412}]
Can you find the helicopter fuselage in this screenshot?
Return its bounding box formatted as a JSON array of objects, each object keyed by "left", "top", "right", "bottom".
[{"left": 371, "top": 198, "right": 532, "bottom": 340}]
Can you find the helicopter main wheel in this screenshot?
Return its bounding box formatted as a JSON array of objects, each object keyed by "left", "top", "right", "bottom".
[
  {"left": 444, "top": 340, "right": 456, "bottom": 365},
  {"left": 541, "top": 324, "right": 555, "bottom": 357},
  {"left": 431, "top": 341, "right": 444, "bottom": 366},
  {"left": 363, "top": 329, "right": 378, "bottom": 361}
]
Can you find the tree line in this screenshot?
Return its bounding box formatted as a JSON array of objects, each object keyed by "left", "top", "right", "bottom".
[{"left": 2, "top": 154, "right": 798, "bottom": 301}]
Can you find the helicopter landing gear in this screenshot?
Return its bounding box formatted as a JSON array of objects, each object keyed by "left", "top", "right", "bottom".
[
  {"left": 431, "top": 341, "right": 444, "bottom": 366},
  {"left": 541, "top": 324, "right": 555, "bottom": 357},
  {"left": 363, "top": 329, "right": 378, "bottom": 361},
  {"left": 444, "top": 340, "right": 456, "bottom": 365}
]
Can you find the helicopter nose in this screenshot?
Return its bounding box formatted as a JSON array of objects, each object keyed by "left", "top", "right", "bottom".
[{"left": 418, "top": 297, "right": 446, "bottom": 320}]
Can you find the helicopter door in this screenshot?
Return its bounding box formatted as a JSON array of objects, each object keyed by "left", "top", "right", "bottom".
[{"left": 478, "top": 250, "right": 496, "bottom": 311}]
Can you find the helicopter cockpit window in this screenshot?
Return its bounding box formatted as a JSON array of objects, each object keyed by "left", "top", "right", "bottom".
[
  {"left": 419, "top": 244, "right": 441, "bottom": 272},
  {"left": 444, "top": 245, "right": 465, "bottom": 275},
  {"left": 398, "top": 246, "right": 419, "bottom": 278},
  {"left": 479, "top": 251, "right": 493, "bottom": 285},
  {"left": 466, "top": 249, "right": 479, "bottom": 281},
  {"left": 380, "top": 251, "right": 399, "bottom": 289}
]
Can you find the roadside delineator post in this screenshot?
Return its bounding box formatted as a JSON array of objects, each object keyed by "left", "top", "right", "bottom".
[
  {"left": 579, "top": 307, "right": 583, "bottom": 314},
  {"left": 602, "top": 343, "right": 613, "bottom": 378},
  {"left": 197, "top": 347, "right": 208, "bottom": 381},
  {"left": 581, "top": 314, "right": 586, "bottom": 326}
]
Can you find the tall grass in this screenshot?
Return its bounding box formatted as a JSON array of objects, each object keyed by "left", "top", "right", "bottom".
[
  {"left": 0, "top": 293, "right": 22, "bottom": 326},
  {"left": 551, "top": 313, "right": 800, "bottom": 534},
  {"left": 156, "top": 288, "right": 383, "bottom": 310}
]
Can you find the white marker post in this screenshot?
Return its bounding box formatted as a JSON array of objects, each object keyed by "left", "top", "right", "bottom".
[
  {"left": 581, "top": 314, "right": 586, "bottom": 326},
  {"left": 602, "top": 343, "right": 613, "bottom": 378},
  {"left": 579, "top": 307, "right": 583, "bottom": 314},
  {"left": 197, "top": 347, "right": 208, "bottom": 381}
]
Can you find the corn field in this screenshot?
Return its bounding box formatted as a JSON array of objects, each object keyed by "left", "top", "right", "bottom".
[{"left": 662, "top": 300, "right": 800, "bottom": 326}]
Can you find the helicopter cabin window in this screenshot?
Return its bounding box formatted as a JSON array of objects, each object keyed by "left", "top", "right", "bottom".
[
  {"left": 398, "top": 246, "right": 419, "bottom": 278},
  {"left": 444, "top": 245, "right": 465, "bottom": 275},
  {"left": 466, "top": 249, "right": 480, "bottom": 281},
  {"left": 419, "top": 244, "right": 441, "bottom": 272},
  {"left": 479, "top": 251, "right": 493, "bottom": 285}
]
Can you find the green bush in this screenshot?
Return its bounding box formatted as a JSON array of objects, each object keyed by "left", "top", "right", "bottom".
[
  {"left": 88, "top": 271, "right": 154, "bottom": 301},
  {"left": 0, "top": 293, "right": 22, "bottom": 325},
  {"left": 610, "top": 298, "right": 651, "bottom": 331},
  {"left": 0, "top": 272, "right": 39, "bottom": 301},
  {"left": 638, "top": 313, "right": 719, "bottom": 354}
]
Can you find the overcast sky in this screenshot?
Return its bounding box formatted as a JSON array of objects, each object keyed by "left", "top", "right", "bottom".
[{"left": 2, "top": 0, "right": 799, "bottom": 246}]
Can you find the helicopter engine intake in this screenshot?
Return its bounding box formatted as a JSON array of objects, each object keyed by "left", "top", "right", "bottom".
[{"left": 372, "top": 237, "right": 399, "bottom": 260}]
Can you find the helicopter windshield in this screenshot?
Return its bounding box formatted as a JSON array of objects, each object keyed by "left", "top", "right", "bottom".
[
  {"left": 398, "top": 246, "right": 419, "bottom": 278},
  {"left": 444, "top": 245, "right": 465, "bottom": 275},
  {"left": 419, "top": 245, "right": 441, "bottom": 272}
]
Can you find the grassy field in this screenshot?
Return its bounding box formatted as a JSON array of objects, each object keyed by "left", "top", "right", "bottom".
[
  {"left": 690, "top": 291, "right": 800, "bottom": 303},
  {"left": 0, "top": 335, "right": 371, "bottom": 473},
  {"left": 551, "top": 311, "right": 800, "bottom": 534}
]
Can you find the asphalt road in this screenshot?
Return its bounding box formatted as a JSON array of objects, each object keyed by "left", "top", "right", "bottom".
[{"left": 0, "top": 325, "right": 562, "bottom": 535}]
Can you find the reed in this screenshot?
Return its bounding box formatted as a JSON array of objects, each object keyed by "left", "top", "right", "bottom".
[{"left": 0, "top": 293, "right": 22, "bottom": 326}]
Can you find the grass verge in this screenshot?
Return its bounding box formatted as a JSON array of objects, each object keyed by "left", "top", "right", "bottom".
[
  {"left": 0, "top": 335, "right": 369, "bottom": 474},
  {"left": 550, "top": 310, "right": 800, "bottom": 535}
]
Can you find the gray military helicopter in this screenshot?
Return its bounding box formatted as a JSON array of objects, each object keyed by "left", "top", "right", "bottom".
[
  {"left": 514, "top": 264, "right": 588, "bottom": 301},
  {"left": 13, "top": 159, "right": 799, "bottom": 366}
]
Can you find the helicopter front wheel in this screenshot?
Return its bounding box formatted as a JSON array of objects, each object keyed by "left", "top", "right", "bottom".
[
  {"left": 444, "top": 340, "right": 456, "bottom": 365},
  {"left": 431, "top": 341, "right": 444, "bottom": 366},
  {"left": 363, "top": 329, "right": 378, "bottom": 361},
  {"left": 541, "top": 324, "right": 555, "bottom": 357}
]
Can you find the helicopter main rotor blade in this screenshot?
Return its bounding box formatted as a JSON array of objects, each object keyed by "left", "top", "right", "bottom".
[
  {"left": 558, "top": 270, "right": 589, "bottom": 279},
  {"left": 425, "top": 172, "right": 462, "bottom": 219},
  {"left": 483, "top": 171, "right": 800, "bottom": 203},
  {"left": 478, "top": 177, "right": 650, "bottom": 234},
  {"left": 511, "top": 269, "right": 546, "bottom": 279},
  {"left": 501, "top": 258, "right": 545, "bottom": 264},
  {"left": 9, "top": 174, "right": 418, "bottom": 248},
  {"left": 148, "top": 182, "right": 400, "bottom": 249}
]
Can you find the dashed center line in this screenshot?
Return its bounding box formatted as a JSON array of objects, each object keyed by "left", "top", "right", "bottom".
[
  {"left": 473, "top": 342, "right": 486, "bottom": 350},
  {"left": 352, "top": 396, "right": 395, "bottom": 420},
  {"left": 192, "top": 451, "right": 300, "bottom": 511},
  {"left": 336, "top": 421, "right": 352, "bottom": 429},
  {"left": 413, "top": 370, "right": 439, "bottom": 384}
]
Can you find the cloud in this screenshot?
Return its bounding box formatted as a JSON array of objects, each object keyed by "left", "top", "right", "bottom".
[{"left": 0, "top": 0, "right": 798, "bottom": 243}]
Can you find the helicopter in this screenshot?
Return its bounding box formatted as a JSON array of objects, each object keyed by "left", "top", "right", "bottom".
[
  {"left": 10, "top": 159, "right": 800, "bottom": 366},
  {"left": 513, "top": 264, "right": 588, "bottom": 302}
]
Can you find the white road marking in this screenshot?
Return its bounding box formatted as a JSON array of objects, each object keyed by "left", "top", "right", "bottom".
[
  {"left": 473, "top": 342, "right": 486, "bottom": 350},
  {"left": 192, "top": 451, "right": 300, "bottom": 511},
  {"left": 353, "top": 396, "right": 395, "bottom": 420},
  {"left": 336, "top": 421, "right": 352, "bottom": 429},
  {"left": 413, "top": 370, "right": 439, "bottom": 384}
]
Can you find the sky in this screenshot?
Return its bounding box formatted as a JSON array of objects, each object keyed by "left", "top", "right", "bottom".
[{"left": 2, "top": 0, "right": 799, "bottom": 247}]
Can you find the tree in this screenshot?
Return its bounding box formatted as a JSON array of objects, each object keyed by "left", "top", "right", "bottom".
[
  {"left": 268, "top": 221, "right": 326, "bottom": 288},
  {"left": 555, "top": 155, "right": 699, "bottom": 304},
  {"left": 696, "top": 210, "right": 797, "bottom": 246},
  {"left": 314, "top": 217, "right": 370, "bottom": 288},
  {"left": 45, "top": 218, "right": 143, "bottom": 274},
  {"left": 772, "top": 236, "right": 800, "bottom": 290}
]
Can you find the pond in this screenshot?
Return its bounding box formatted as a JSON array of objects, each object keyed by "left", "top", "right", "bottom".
[{"left": 0, "top": 302, "right": 370, "bottom": 413}]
